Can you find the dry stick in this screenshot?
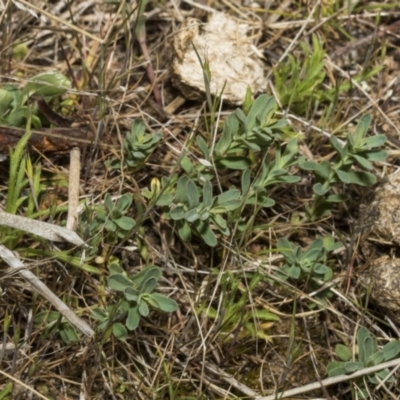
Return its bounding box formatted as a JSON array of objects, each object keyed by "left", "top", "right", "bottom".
[
  {"left": 0, "top": 245, "right": 94, "bottom": 337},
  {"left": 66, "top": 147, "right": 81, "bottom": 231},
  {"left": 256, "top": 357, "right": 400, "bottom": 400}
]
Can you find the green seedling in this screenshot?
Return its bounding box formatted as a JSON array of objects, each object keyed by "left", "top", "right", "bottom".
[
  {"left": 274, "top": 35, "right": 326, "bottom": 113},
  {"left": 106, "top": 264, "right": 178, "bottom": 332},
  {"left": 299, "top": 115, "right": 387, "bottom": 219},
  {"left": 107, "top": 119, "right": 162, "bottom": 171},
  {"left": 242, "top": 139, "right": 301, "bottom": 209},
  {"left": 277, "top": 236, "right": 341, "bottom": 284},
  {"left": 93, "top": 193, "right": 136, "bottom": 239},
  {"left": 34, "top": 310, "right": 79, "bottom": 344},
  {"left": 214, "top": 94, "right": 290, "bottom": 170},
  {"left": 327, "top": 326, "right": 400, "bottom": 399},
  {"left": 165, "top": 176, "right": 242, "bottom": 247}
]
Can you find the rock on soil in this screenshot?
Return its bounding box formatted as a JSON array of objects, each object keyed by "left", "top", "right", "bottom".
[{"left": 357, "top": 172, "right": 400, "bottom": 322}]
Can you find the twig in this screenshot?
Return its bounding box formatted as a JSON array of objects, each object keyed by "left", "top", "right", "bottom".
[
  {"left": 66, "top": 147, "right": 81, "bottom": 231},
  {"left": 256, "top": 357, "right": 400, "bottom": 400},
  {"left": 0, "top": 245, "right": 94, "bottom": 337},
  {"left": 0, "top": 210, "right": 85, "bottom": 246}
]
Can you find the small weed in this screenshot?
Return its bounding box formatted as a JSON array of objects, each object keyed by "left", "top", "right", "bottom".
[
  {"left": 107, "top": 119, "right": 162, "bottom": 171},
  {"left": 34, "top": 310, "right": 79, "bottom": 344},
  {"left": 299, "top": 115, "right": 387, "bottom": 219},
  {"left": 0, "top": 72, "right": 70, "bottom": 128},
  {"left": 327, "top": 326, "right": 400, "bottom": 398},
  {"left": 97, "top": 264, "right": 178, "bottom": 338}
]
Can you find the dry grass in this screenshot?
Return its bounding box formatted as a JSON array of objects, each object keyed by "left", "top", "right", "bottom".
[{"left": 1, "top": 0, "right": 400, "bottom": 399}]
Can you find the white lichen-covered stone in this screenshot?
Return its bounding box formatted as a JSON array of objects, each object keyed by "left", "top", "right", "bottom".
[{"left": 171, "top": 13, "right": 267, "bottom": 105}]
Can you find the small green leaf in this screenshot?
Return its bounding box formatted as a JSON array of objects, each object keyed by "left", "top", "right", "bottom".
[
  {"left": 180, "top": 155, "right": 193, "bottom": 174},
  {"left": 382, "top": 341, "right": 400, "bottom": 361},
  {"left": 347, "top": 171, "right": 376, "bottom": 186},
  {"left": 132, "top": 266, "right": 161, "bottom": 287},
  {"left": 216, "top": 189, "right": 241, "bottom": 206},
  {"left": 156, "top": 193, "right": 174, "bottom": 206},
  {"left": 336, "top": 170, "right": 350, "bottom": 184},
  {"left": 351, "top": 154, "right": 373, "bottom": 170},
  {"left": 108, "top": 274, "right": 133, "bottom": 292},
  {"left": 185, "top": 208, "right": 199, "bottom": 223},
  {"left": 124, "top": 287, "right": 140, "bottom": 301},
  {"left": 126, "top": 306, "right": 140, "bottom": 330},
  {"left": 329, "top": 135, "right": 344, "bottom": 158},
  {"left": 23, "top": 71, "right": 71, "bottom": 99},
  {"left": 326, "top": 194, "right": 349, "bottom": 203},
  {"left": 138, "top": 300, "right": 150, "bottom": 316},
  {"left": 196, "top": 135, "right": 210, "bottom": 159},
  {"left": 186, "top": 179, "right": 200, "bottom": 208},
  {"left": 287, "top": 265, "right": 301, "bottom": 279},
  {"left": 170, "top": 205, "right": 186, "bottom": 220},
  {"left": 113, "top": 216, "right": 136, "bottom": 230},
  {"left": 178, "top": 220, "right": 192, "bottom": 241},
  {"left": 335, "top": 344, "right": 352, "bottom": 361},
  {"left": 361, "top": 134, "right": 387, "bottom": 149},
  {"left": 203, "top": 180, "right": 213, "bottom": 207},
  {"left": 353, "top": 114, "right": 371, "bottom": 144},
  {"left": 0, "top": 88, "right": 14, "bottom": 118},
  {"left": 313, "top": 183, "right": 329, "bottom": 196},
  {"left": 116, "top": 193, "right": 133, "bottom": 211},
  {"left": 367, "top": 350, "right": 385, "bottom": 366},
  {"left": 150, "top": 293, "right": 178, "bottom": 312},
  {"left": 299, "top": 160, "right": 321, "bottom": 172},
  {"left": 92, "top": 307, "right": 108, "bottom": 321},
  {"left": 195, "top": 220, "right": 217, "bottom": 247},
  {"left": 217, "top": 156, "right": 251, "bottom": 170},
  {"left": 241, "top": 168, "right": 251, "bottom": 195},
  {"left": 327, "top": 361, "right": 347, "bottom": 377},
  {"left": 365, "top": 150, "right": 387, "bottom": 162},
  {"left": 112, "top": 322, "right": 128, "bottom": 341},
  {"left": 176, "top": 176, "right": 189, "bottom": 203},
  {"left": 141, "top": 278, "right": 158, "bottom": 294},
  {"left": 357, "top": 327, "right": 371, "bottom": 364},
  {"left": 253, "top": 309, "right": 280, "bottom": 321},
  {"left": 215, "top": 113, "right": 237, "bottom": 155},
  {"left": 344, "top": 361, "right": 364, "bottom": 373}
]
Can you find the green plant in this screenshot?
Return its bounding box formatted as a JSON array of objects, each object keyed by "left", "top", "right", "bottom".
[
  {"left": 80, "top": 193, "right": 136, "bottom": 248},
  {"left": 277, "top": 236, "right": 340, "bottom": 285},
  {"left": 0, "top": 72, "right": 70, "bottom": 128},
  {"left": 274, "top": 35, "right": 326, "bottom": 112},
  {"left": 34, "top": 310, "right": 79, "bottom": 344},
  {"left": 214, "top": 94, "right": 291, "bottom": 170},
  {"left": 327, "top": 327, "right": 400, "bottom": 398},
  {"left": 299, "top": 115, "right": 387, "bottom": 219},
  {"left": 105, "top": 264, "right": 178, "bottom": 334},
  {"left": 165, "top": 176, "right": 242, "bottom": 247},
  {"left": 241, "top": 139, "right": 301, "bottom": 209},
  {"left": 107, "top": 119, "right": 162, "bottom": 171}
]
